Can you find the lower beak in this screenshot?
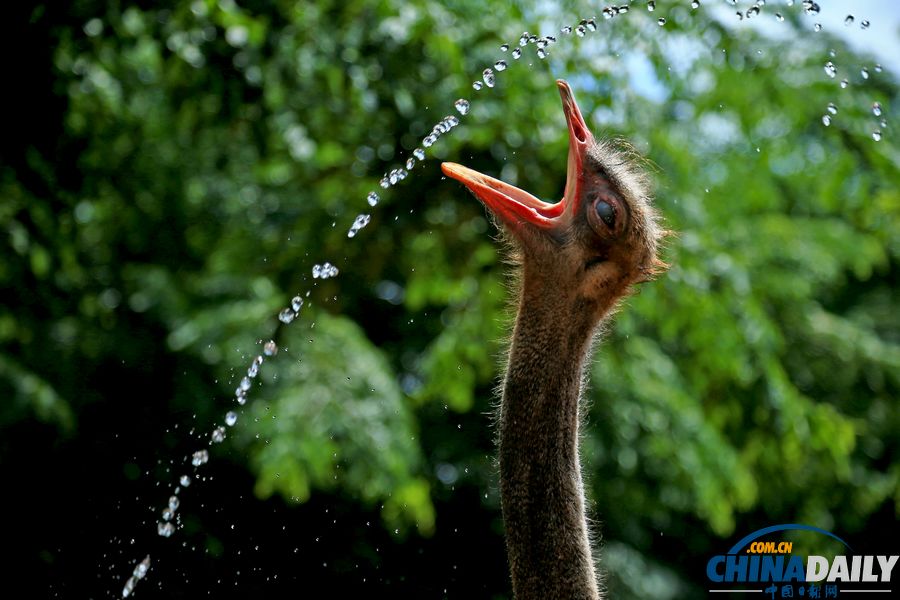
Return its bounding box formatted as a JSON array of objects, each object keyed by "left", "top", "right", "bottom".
[{"left": 441, "top": 79, "right": 593, "bottom": 230}]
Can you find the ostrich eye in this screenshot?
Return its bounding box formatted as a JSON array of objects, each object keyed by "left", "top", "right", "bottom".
[{"left": 595, "top": 200, "right": 616, "bottom": 228}]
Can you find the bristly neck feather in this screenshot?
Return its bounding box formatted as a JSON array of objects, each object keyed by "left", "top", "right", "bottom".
[{"left": 498, "top": 267, "right": 608, "bottom": 600}]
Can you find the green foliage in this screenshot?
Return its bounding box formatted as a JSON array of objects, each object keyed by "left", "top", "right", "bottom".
[
  {"left": 240, "top": 312, "right": 434, "bottom": 535},
  {"left": 3, "top": 0, "right": 898, "bottom": 596},
  {"left": 0, "top": 354, "right": 74, "bottom": 432}
]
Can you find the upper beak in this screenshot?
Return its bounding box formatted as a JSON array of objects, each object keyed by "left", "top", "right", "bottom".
[
  {"left": 441, "top": 79, "right": 593, "bottom": 231},
  {"left": 557, "top": 79, "right": 593, "bottom": 215}
]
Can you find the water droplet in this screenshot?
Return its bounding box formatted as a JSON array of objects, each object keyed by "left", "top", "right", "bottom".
[
  {"left": 225, "top": 411, "right": 238, "bottom": 426},
  {"left": 157, "top": 522, "right": 175, "bottom": 537},
  {"left": 123, "top": 577, "right": 136, "bottom": 598},
  {"left": 602, "top": 7, "right": 615, "bottom": 19},
  {"left": 405, "top": 157, "right": 416, "bottom": 170},
  {"left": 454, "top": 98, "right": 470, "bottom": 115},
  {"left": 180, "top": 475, "right": 191, "bottom": 487},
  {"left": 647, "top": 1, "right": 656, "bottom": 11},
  {"left": 617, "top": 5, "right": 629, "bottom": 13},
  {"left": 512, "top": 47, "right": 522, "bottom": 60},
  {"left": 561, "top": 25, "right": 572, "bottom": 35},
  {"left": 312, "top": 262, "right": 338, "bottom": 279},
  {"left": 827, "top": 103, "right": 838, "bottom": 115},
  {"left": 413, "top": 148, "right": 425, "bottom": 160},
  {"left": 691, "top": 0, "right": 700, "bottom": 8},
  {"left": 133, "top": 556, "right": 150, "bottom": 580},
  {"left": 278, "top": 308, "right": 295, "bottom": 324},
  {"left": 775, "top": 13, "right": 784, "bottom": 22},
  {"left": 263, "top": 340, "right": 278, "bottom": 356},
  {"left": 860, "top": 20, "right": 870, "bottom": 29},
  {"left": 423, "top": 134, "right": 437, "bottom": 148},
  {"left": 585, "top": 19, "right": 597, "bottom": 32},
  {"left": 576, "top": 25, "right": 586, "bottom": 37},
  {"left": 537, "top": 48, "right": 547, "bottom": 59},
  {"left": 861, "top": 67, "right": 869, "bottom": 79},
  {"left": 494, "top": 60, "right": 507, "bottom": 72},
  {"left": 192, "top": 449, "right": 209, "bottom": 466},
  {"left": 746, "top": 6, "right": 759, "bottom": 18},
  {"left": 239, "top": 377, "right": 251, "bottom": 392},
  {"left": 519, "top": 32, "right": 529, "bottom": 46},
  {"left": 235, "top": 389, "right": 247, "bottom": 405},
  {"left": 821, "top": 115, "right": 831, "bottom": 126},
  {"left": 658, "top": 17, "right": 666, "bottom": 26},
  {"left": 872, "top": 130, "right": 882, "bottom": 141},
  {"left": 840, "top": 79, "right": 849, "bottom": 89},
  {"left": 482, "top": 68, "right": 495, "bottom": 88},
  {"left": 162, "top": 508, "right": 173, "bottom": 521},
  {"left": 823, "top": 61, "right": 836, "bottom": 78},
  {"left": 500, "top": 43, "right": 509, "bottom": 52},
  {"left": 211, "top": 426, "right": 226, "bottom": 443},
  {"left": 814, "top": 23, "right": 822, "bottom": 32},
  {"left": 844, "top": 15, "right": 854, "bottom": 27},
  {"left": 347, "top": 214, "right": 371, "bottom": 238},
  {"left": 472, "top": 81, "right": 483, "bottom": 91},
  {"left": 366, "top": 191, "right": 379, "bottom": 207},
  {"left": 874, "top": 64, "right": 882, "bottom": 73},
  {"left": 804, "top": 1, "right": 820, "bottom": 16},
  {"left": 872, "top": 102, "right": 882, "bottom": 117},
  {"left": 379, "top": 177, "right": 389, "bottom": 189},
  {"left": 168, "top": 496, "right": 180, "bottom": 511}
]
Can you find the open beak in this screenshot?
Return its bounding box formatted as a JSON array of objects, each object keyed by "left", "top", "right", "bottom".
[{"left": 441, "top": 79, "right": 593, "bottom": 230}]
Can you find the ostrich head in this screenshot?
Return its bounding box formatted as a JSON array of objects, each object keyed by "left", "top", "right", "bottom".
[{"left": 442, "top": 80, "right": 666, "bottom": 318}]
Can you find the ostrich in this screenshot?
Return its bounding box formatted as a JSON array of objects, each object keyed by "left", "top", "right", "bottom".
[{"left": 442, "top": 80, "right": 666, "bottom": 599}]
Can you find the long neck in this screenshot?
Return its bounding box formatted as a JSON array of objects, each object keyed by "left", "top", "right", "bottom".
[{"left": 499, "top": 272, "right": 604, "bottom": 600}]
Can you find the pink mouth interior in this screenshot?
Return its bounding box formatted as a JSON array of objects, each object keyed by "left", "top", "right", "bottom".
[{"left": 569, "top": 112, "right": 588, "bottom": 143}]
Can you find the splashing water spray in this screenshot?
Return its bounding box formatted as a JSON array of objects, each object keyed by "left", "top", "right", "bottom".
[{"left": 117, "top": 1, "right": 887, "bottom": 595}]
